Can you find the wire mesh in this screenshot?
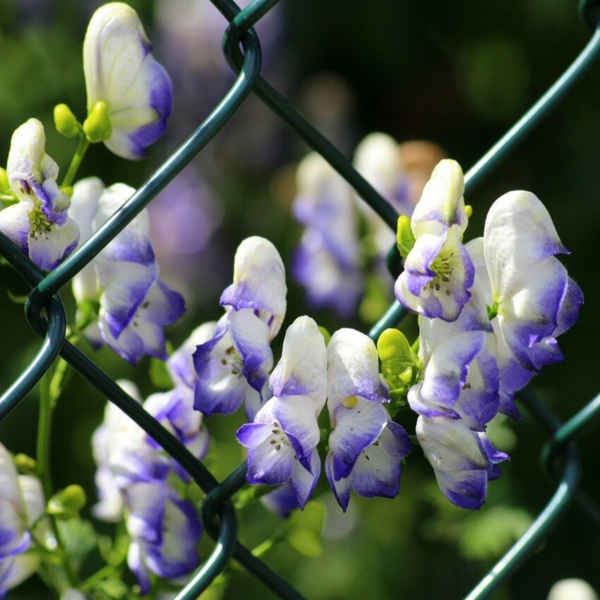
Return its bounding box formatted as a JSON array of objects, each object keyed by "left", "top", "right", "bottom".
[{"left": 1, "top": 0, "right": 600, "bottom": 598}]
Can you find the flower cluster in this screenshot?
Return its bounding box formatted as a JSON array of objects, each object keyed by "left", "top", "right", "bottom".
[
  {"left": 292, "top": 132, "right": 444, "bottom": 318},
  {"left": 188, "top": 237, "right": 412, "bottom": 511},
  {"left": 92, "top": 379, "right": 206, "bottom": 592},
  {"left": 390, "top": 159, "right": 582, "bottom": 508}
]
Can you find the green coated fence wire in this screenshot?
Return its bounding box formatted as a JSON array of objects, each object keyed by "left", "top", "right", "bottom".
[{"left": 1, "top": 0, "right": 600, "bottom": 598}]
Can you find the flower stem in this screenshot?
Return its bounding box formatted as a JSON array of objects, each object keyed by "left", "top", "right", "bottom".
[
  {"left": 37, "top": 365, "right": 79, "bottom": 589},
  {"left": 61, "top": 134, "right": 90, "bottom": 189}
]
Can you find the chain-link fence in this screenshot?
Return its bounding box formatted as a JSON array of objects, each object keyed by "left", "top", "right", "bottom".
[{"left": 2, "top": 0, "right": 600, "bottom": 598}]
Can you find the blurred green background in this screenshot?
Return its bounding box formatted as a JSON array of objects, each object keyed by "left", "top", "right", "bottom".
[{"left": 1, "top": 0, "right": 600, "bottom": 598}]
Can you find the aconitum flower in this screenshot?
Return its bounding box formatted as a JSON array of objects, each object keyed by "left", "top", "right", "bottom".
[
  {"left": 292, "top": 153, "right": 363, "bottom": 316},
  {"left": 0, "top": 119, "right": 79, "bottom": 270},
  {"left": 482, "top": 191, "right": 583, "bottom": 372},
  {"left": 416, "top": 415, "right": 507, "bottom": 510},
  {"left": 70, "top": 179, "right": 185, "bottom": 364},
  {"left": 0, "top": 443, "right": 44, "bottom": 597},
  {"left": 193, "top": 236, "right": 286, "bottom": 418},
  {"left": 407, "top": 278, "right": 500, "bottom": 431},
  {"left": 394, "top": 159, "right": 475, "bottom": 322},
  {"left": 83, "top": 2, "right": 173, "bottom": 159},
  {"left": 466, "top": 237, "right": 534, "bottom": 419},
  {"left": 124, "top": 481, "right": 201, "bottom": 595},
  {"left": 325, "top": 329, "right": 411, "bottom": 511},
  {"left": 236, "top": 316, "right": 327, "bottom": 508},
  {"left": 145, "top": 386, "right": 210, "bottom": 481}
]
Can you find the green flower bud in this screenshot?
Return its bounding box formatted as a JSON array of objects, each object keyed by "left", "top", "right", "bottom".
[
  {"left": 377, "top": 328, "right": 412, "bottom": 364},
  {"left": 14, "top": 453, "right": 37, "bottom": 475},
  {"left": 47, "top": 485, "right": 87, "bottom": 520},
  {"left": 0, "top": 168, "right": 9, "bottom": 193},
  {"left": 83, "top": 101, "right": 113, "bottom": 143},
  {"left": 318, "top": 326, "right": 331, "bottom": 346},
  {"left": 396, "top": 215, "right": 415, "bottom": 258},
  {"left": 54, "top": 104, "right": 80, "bottom": 138}
]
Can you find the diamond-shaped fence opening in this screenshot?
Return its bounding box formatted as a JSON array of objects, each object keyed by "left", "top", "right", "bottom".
[{"left": 2, "top": 1, "right": 600, "bottom": 598}]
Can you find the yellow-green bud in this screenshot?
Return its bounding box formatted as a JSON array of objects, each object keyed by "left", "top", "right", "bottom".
[
  {"left": 398, "top": 366, "right": 413, "bottom": 385},
  {"left": 465, "top": 204, "right": 473, "bottom": 218},
  {"left": 0, "top": 168, "right": 9, "bottom": 193},
  {"left": 318, "top": 326, "right": 331, "bottom": 346},
  {"left": 47, "top": 484, "right": 87, "bottom": 519},
  {"left": 396, "top": 215, "right": 415, "bottom": 258},
  {"left": 377, "top": 328, "right": 412, "bottom": 363},
  {"left": 54, "top": 104, "right": 80, "bottom": 138},
  {"left": 83, "top": 101, "right": 112, "bottom": 143},
  {"left": 14, "top": 453, "right": 36, "bottom": 475}
]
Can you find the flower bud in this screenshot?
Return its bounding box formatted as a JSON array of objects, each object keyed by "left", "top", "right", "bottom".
[
  {"left": 47, "top": 484, "right": 87, "bottom": 519},
  {"left": 0, "top": 167, "right": 10, "bottom": 193},
  {"left": 54, "top": 104, "right": 80, "bottom": 138},
  {"left": 396, "top": 214, "right": 415, "bottom": 258},
  {"left": 83, "top": 101, "right": 112, "bottom": 143}
]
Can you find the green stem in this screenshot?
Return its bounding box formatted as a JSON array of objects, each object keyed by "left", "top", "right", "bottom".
[
  {"left": 61, "top": 135, "right": 90, "bottom": 188},
  {"left": 252, "top": 533, "right": 284, "bottom": 558},
  {"left": 37, "top": 366, "right": 79, "bottom": 589}
]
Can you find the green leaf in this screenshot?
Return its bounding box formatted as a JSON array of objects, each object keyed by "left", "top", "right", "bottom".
[
  {"left": 458, "top": 506, "right": 533, "bottom": 561},
  {"left": 149, "top": 357, "right": 174, "bottom": 390},
  {"left": 58, "top": 518, "right": 98, "bottom": 571}
]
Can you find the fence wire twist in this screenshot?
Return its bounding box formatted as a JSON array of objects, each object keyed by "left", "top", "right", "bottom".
[{"left": 1, "top": 0, "right": 600, "bottom": 598}]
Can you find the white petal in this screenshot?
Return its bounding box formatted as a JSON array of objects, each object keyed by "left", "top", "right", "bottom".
[{"left": 269, "top": 316, "right": 327, "bottom": 408}]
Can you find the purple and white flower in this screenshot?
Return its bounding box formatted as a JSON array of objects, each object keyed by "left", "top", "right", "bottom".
[
  {"left": 70, "top": 180, "right": 185, "bottom": 364},
  {"left": 92, "top": 382, "right": 170, "bottom": 523},
  {"left": 416, "top": 415, "right": 507, "bottom": 510},
  {"left": 0, "top": 443, "right": 44, "bottom": 598},
  {"left": 236, "top": 316, "right": 327, "bottom": 508},
  {"left": 482, "top": 191, "right": 583, "bottom": 372},
  {"left": 0, "top": 119, "right": 79, "bottom": 270},
  {"left": 292, "top": 153, "right": 363, "bottom": 316},
  {"left": 466, "top": 237, "right": 534, "bottom": 419},
  {"left": 124, "top": 481, "right": 201, "bottom": 595},
  {"left": 394, "top": 159, "right": 475, "bottom": 322},
  {"left": 83, "top": 2, "right": 173, "bottom": 159},
  {"left": 193, "top": 236, "right": 286, "bottom": 419},
  {"left": 407, "top": 277, "right": 500, "bottom": 431},
  {"left": 145, "top": 386, "right": 210, "bottom": 481},
  {"left": 325, "top": 329, "right": 411, "bottom": 511}
]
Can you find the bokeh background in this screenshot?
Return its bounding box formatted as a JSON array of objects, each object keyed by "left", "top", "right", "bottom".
[{"left": 1, "top": 0, "right": 600, "bottom": 598}]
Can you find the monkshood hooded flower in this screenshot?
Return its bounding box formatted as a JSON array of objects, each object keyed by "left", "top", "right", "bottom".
[
  {"left": 92, "top": 382, "right": 170, "bottom": 521},
  {"left": 416, "top": 415, "right": 507, "bottom": 510},
  {"left": 71, "top": 179, "right": 185, "bottom": 364},
  {"left": 407, "top": 277, "right": 500, "bottom": 432},
  {"left": 124, "top": 481, "right": 201, "bottom": 595},
  {"left": 0, "top": 119, "right": 79, "bottom": 270},
  {"left": 236, "top": 316, "right": 327, "bottom": 508},
  {"left": 0, "top": 443, "right": 45, "bottom": 598},
  {"left": 325, "top": 329, "right": 411, "bottom": 511},
  {"left": 292, "top": 153, "right": 363, "bottom": 316},
  {"left": 193, "top": 236, "right": 286, "bottom": 419},
  {"left": 466, "top": 237, "right": 535, "bottom": 420},
  {"left": 83, "top": 2, "right": 173, "bottom": 159},
  {"left": 482, "top": 191, "right": 583, "bottom": 372},
  {"left": 145, "top": 386, "right": 210, "bottom": 482},
  {"left": 394, "top": 159, "right": 475, "bottom": 322}
]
